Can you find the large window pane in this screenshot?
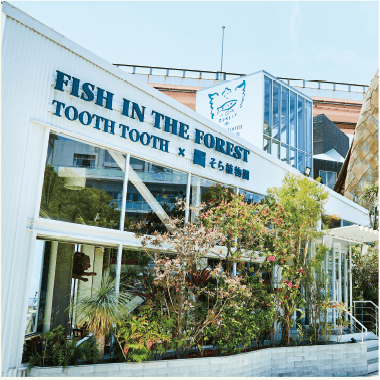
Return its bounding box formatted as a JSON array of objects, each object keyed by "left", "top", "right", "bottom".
[
  {"left": 289, "top": 92, "right": 297, "bottom": 148},
  {"left": 320, "top": 171, "right": 337, "bottom": 189},
  {"left": 272, "top": 140, "right": 280, "bottom": 159},
  {"left": 239, "top": 189, "right": 265, "bottom": 204},
  {"left": 297, "top": 97, "right": 305, "bottom": 151},
  {"left": 298, "top": 150, "right": 305, "bottom": 173},
  {"left": 281, "top": 87, "right": 289, "bottom": 144},
  {"left": 263, "top": 137, "right": 271, "bottom": 154},
  {"left": 125, "top": 158, "right": 187, "bottom": 234},
  {"left": 40, "top": 133, "right": 124, "bottom": 229},
  {"left": 306, "top": 101, "right": 313, "bottom": 154},
  {"left": 281, "top": 144, "right": 289, "bottom": 164},
  {"left": 264, "top": 76, "right": 272, "bottom": 137},
  {"left": 306, "top": 154, "right": 313, "bottom": 177},
  {"left": 272, "top": 82, "right": 281, "bottom": 140},
  {"left": 290, "top": 148, "right": 297, "bottom": 169}
]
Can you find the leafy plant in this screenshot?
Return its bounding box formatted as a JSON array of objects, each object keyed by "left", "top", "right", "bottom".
[
  {"left": 114, "top": 313, "right": 172, "bottom": 362},
  {"left": 74, "top": 271, "right": 133, "bottom": 359},
  {"left": 28, "top": 325, "right": 98, "bottom": 370}
]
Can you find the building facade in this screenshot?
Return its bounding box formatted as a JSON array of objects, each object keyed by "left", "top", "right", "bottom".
[{"left": 1, "top": 3, "right": 370, "bottom": 376}]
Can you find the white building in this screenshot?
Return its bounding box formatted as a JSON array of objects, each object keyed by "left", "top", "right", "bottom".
[{"left": 1, "top": 2, "right": 370, "bottom": 376}]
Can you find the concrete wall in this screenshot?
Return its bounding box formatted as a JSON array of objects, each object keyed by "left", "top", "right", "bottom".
[{"left": 27, "top": 342, "right": 368, "bottom": 377}]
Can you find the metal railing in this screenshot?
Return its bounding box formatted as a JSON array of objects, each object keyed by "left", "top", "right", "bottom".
[
  {"left": 353, "top": 301, "right": 379, "bottom": 336},
  {"left": 113, "top": 64, "right": 369, "bottom": 95}
]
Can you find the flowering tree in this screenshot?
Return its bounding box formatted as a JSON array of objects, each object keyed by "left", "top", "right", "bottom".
[
  {"left": 135, "top": 219, "right": 251, "bottom": 359},
  {"left": 200, "top": 189, "right": 292, "bottom": 272},
  {"left": 266, "top": 173, "right": 329, "bottom": 345}
]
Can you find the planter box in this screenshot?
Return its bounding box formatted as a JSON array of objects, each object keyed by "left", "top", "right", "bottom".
[{"left": 26, "top": 342, "right": 368, "bottom": 377}]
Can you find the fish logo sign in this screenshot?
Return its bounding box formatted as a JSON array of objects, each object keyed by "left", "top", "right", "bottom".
[{"left": 208, "top": 80, "right": 246, "bottom": 127}]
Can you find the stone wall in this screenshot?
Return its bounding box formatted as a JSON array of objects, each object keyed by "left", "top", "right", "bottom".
[
  {"left": 344, "top": 70, "right": 379, "bottom": 201},
  {"left": 26, "top": 342, "right": 368, "bottom": 377}
]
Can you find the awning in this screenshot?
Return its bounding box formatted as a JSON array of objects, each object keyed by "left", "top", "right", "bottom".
[{"left": 327, "top": 225, "right": 379, "bottom": 243}]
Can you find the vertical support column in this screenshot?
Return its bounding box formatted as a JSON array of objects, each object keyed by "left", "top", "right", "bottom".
[
  {"left": 332, "top": 244, "right": 336, "bottom": 326},
  {"left": 338, "top": 244, "right": 342, "bottom": 303},
  {"left": 232, "top": 263, "right": 237, "bottom": 276},
  {"left": 119, "top": 153, "right": 130, "bottom": 233},
  {"left": 344, "top": 248, "right": 348, "bottom": 306},
  {"left": 115, "top": 245, "right": 123, "bottom": 297},
  {"left": 191, "top": 176, "right": 201, "bottom": 223},
  {"left": 43, "top": 241, "right": 58, "bottom": 332},
  {"left": 349, "top": 245, "right": 353, "bottom": 331},
  {"left": 185, "top": 173, "right": 191, "bottom": 224}
]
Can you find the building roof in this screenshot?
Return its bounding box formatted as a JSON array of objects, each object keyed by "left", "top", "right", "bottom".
[{"left": 327, "top": 225, "right": 379, "bottom": 243}]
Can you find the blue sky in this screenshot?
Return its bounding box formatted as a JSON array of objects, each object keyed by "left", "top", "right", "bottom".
[{"left": 5, "top": 1, "right": 379, "bottom": 86}]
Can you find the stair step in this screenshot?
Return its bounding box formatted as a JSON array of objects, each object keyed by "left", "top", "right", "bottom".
[
  {"left": 366, "top": 340, "right": 380, "bottom": 350},
  {"left": 367, "top": 350, "right": 379, "bottom": 361},
  {"left": 368, "top": 361, "right": 379, "bottom": 374},
  {"left": 368, "top": 345, "right": 379, "bottom": 352}
]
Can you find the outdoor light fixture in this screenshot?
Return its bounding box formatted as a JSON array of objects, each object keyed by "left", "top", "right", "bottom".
[{"left": 304, "top": 166, "right": 311, "bottom": 177}]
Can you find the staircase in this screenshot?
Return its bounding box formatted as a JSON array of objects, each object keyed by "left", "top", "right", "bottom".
[{"left": 332, "top": 331, "right": 379, "bottom": 374}]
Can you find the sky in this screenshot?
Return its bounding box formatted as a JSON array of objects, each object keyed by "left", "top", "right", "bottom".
[{"left": 4, "top": 1, "right": 379, "bottom": 86}]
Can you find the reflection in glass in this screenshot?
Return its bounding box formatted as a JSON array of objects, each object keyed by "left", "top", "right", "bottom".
[
  {"left": 40, "top": 133, "right": 124, "bottom": 229},
  {"left": 306, "top": 154, "right": 313, "bottom": 177},
  {"left": 263, "top": 137, "right": 271, "bottom": 154},
  {"left": 298, "top": 151, "right": 305, "bottom": 173},
  {"left": 290, "top": 148, "right": 297, "bottom": 169},
  {"left": 264, "top": 77, "right": 272, "bottom": 137},
  {"left": 290, "top": 92, "right": 297, "bottom": 148},
  {"left": 281, "top": 87, "right": 289, "bottom": 144},
  {"left": 271, "top": 140, "right": 280, "bottom": 159},
  {"left": 297, "top": 97, "right": 305, "bottom": 151},
  {"left": 25, "top": 240, "right": 46, "bottom": 335},
  {"left": 239, "top": 189, "right": 265, "bottom": 204},
  {"left": 320, "top": 171, "right": 337, "bottom": 189},
  {"left": 306, "top": 101, "right": 313, "bottom": 154},
  {"left": 272, "top": 82, "right": 281, "bottom": 140},
  {"left": 281, "top": 144, "right": 289, "bottom": 164},
  {"left": 125, "top": 157, "right": 187, "bottom": 234}
]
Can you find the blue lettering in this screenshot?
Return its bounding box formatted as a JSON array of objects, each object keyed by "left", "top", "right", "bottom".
[
  {"left": 129, "top": 129, "right": 140, "bottom": 142},
  {"left": 195, "top": 129, "right": 204, "bottom": 144},
  {"left": 96, "top": 88, "right": 114, "bottom": 110},
  {"left": 54, "top": 71, "right": 70, "bottom": 91},
  {"left": 215, "top": 137, "right": 226, "bottom": 154},
  {"left": 131, "top": 102, "right": 145, "bottom": 122},
  {"left": 81, "top": 83, "right": 95, "bottom": 102},
  {"left": 52, "top": 100, "right": 65, "bottom": 116},
  {"left": 204, "top": 133, "right": 215, "bottom": 149},
  {"left": 79, "top": 111, "right": 92, "bottom": 125},
  {"left": 64, "top": 106, "right": 78, "bottom": 121}
]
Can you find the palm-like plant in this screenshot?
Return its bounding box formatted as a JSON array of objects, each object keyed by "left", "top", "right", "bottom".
[
  {"left": 358, "top": 180, "right": 379, "bottom": 229},
  {"left": 74, "top": 271, "right": 133, "bottom": 359}
]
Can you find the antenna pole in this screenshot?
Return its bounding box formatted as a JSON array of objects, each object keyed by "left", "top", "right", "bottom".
[{"left": 220, "top": 26, "right": 225, "bottom": 73}]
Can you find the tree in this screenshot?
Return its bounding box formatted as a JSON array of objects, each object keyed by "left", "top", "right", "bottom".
[
  {"left": 358, "top": 180, "right": 379, "bottom": 230},
  {"left": 266, "top": 173, "right": 329, "bottom": 345},
  {"left": 74, "top": 272, "right": 133, "bottom": 359}
]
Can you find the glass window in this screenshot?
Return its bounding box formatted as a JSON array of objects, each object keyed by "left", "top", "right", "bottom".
[
  {"left": 125, "top": 158, "right": 188, "bottom": 234},
  {"left": 297, "top": 97, "right": 305, "bottom": 151},
  {"left": 281, "top": 87, "right": 289, "bottom": 144},
  {"left": 40, "top": 133, "right": 124, "bottom": 229},
  {"left": 289, "top": 92, "right": 297, "bottom": 148},
  {"left": 306, "top": 154, "right": 313, "bottom": 177},
  {"left": 320, "top": 171, "right": 337, "bottom": 189},
  {"left": 25, "top": 240, "right": 47, "bottom": 335},
  {"left": 272, "top": 82, "right": 281, "bottom": 140},
  {"left": 264, "top": 77, "right": 272, "bottom": 137},
  {"left": 263, "top": 137, "right": 271, "bottom": 154},
  {"left": 290, "top": 148, "right": 297, "bottom": 169},
  {"left": 190, "top": 176, "right": 233, "bottom": 222},
  {"left": 239, "top": 189, "right": 265, "bottom": 204},
  {"left": 272, "top": 140, "right": 280, "bottom": 159},
  {"left": 342, "top": 220, "right": 355, "bottom": 227},
  {"left": 298, "top": 150, "right": 305, "bottom": 173},
  {"left": 306, "top": 101, "right": 313, "bottom": 154},
  {"left": 281, "top": 144, "right": 289, "bottom": 164}
]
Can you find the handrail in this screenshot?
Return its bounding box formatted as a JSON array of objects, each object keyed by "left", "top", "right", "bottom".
[
  {"left": 344, "top": 311, "right": 368, "bottom": 342},
  {"left": 112, "top": 64, "right": 369, "bottom": 89},
  {"left": 354, "top": 300, "right": 379, "bottom": 310},
  {"left": 353, "top": 301, "right": 378, "bottom": 336}
]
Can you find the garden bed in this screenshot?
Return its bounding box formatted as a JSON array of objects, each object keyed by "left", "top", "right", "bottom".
[{"left": 26, "top": 342, "right": 368, "bottom": 377}]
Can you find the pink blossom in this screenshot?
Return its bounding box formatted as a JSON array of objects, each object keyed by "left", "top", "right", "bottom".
[
  {"left": 267, "top": 256, "right": 275, "bottom": 262},
  {"left": 288, "top": 282, "right": 293, "bottom": 288}
]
